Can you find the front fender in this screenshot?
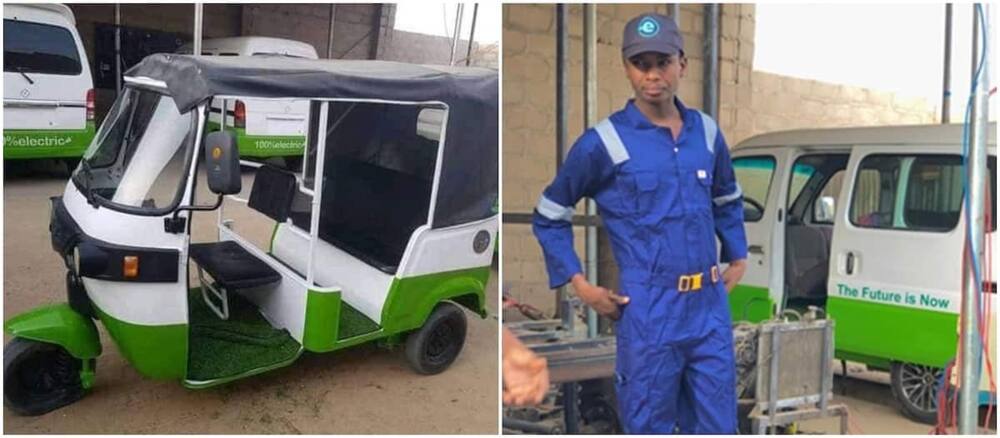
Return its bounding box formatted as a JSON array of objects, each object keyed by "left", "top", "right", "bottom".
[{"left": 4, "top": 303, "right": 101, "bottom": 359}]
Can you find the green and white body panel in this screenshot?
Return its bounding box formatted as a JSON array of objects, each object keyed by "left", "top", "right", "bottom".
[
  {"left": 263, "top": 213, "right": 497, "bottom": 351},
  {"left": 61, "top": 169, "right": 195, "bottom": 380},
  {"left": 205, "top": 96, "right": 307, "bottom": 158},
  {"left": 3, "top": 121, "right": 96, "bottom": 159}
]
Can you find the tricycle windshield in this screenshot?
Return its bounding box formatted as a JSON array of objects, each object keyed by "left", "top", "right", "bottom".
[{"left": 73, "top": 86, "right": 197, "bottom": 215}]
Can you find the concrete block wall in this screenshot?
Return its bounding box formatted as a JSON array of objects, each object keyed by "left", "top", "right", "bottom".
[
  {"left": 380, "top": 31, "right": 498, "bottom": 68},
  {"left": 502, "top": 3, "right": 936, "bottom": 315},
  {"left": 242, "top": 4, "right": 392, "bottom": 60}
]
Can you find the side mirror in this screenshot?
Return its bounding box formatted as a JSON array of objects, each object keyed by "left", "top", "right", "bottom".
[
  {"left": 815, "top": 196, "right": 836, "bottom": 222},
  {"left": 203, "top": 131, "right": 241, "bottom": 195}
]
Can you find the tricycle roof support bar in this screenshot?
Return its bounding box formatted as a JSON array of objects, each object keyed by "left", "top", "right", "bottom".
[
  {"left": 958, "top": 3, "right": 989, "bottom": 434},
  {"left": 942, "top": 4, "right": 953, "bottom": 123},
  {"left": 306, "top": 102, "right": 331, "bottom": 286}
]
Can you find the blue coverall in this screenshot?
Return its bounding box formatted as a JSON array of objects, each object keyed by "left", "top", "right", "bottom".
[{"left": 532, "top": 98, "right": 748, "bottom": 434}]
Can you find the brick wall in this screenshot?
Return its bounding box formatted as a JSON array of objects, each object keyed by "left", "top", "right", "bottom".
[{"left": 502, "top": 4, "right": 936, "bottom": 315}]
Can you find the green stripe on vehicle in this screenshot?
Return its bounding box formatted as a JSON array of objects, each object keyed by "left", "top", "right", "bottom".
[
  {"left": 302, "top": 289, "right": 342, "bottom": 352},
  {"left": 728, "top": 284, "right": 773, "bottom": 323},
  {"left": 380, "top": 266, "right": 491, "bottom": 335},
  {"left": 3, "top": 121, "right": 96, "bottom": 159},
  {"left": 204, "top": 121, "right": 304, "bottom": 158},
  {"left": 93, "top": 305, "right": 188, "bottom": 380},
  {"left": 828, "top": 296, "right": 957, "bottom": 368}
]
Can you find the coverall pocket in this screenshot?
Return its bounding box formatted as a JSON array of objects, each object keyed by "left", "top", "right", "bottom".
[{"left": 620, "top": 171, "right": 663, "bottom": 215}]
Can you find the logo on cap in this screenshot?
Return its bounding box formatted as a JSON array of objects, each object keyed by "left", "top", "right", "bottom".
[{"left": 637, "top": 17, "right": 660, "bottom": 38}]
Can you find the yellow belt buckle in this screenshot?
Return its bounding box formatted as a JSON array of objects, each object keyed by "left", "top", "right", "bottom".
[
  {"left": 691, "top": 273, "right": 703, "bottom": 291},
  {"left": 678, "top": 275, "right": 691, "bottom": 292}
]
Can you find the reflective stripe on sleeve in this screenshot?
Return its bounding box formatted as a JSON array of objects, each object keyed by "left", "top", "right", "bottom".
[
  {"left": 713, "top": 184, "right": 743, "bottom": 206},
  {"left": 699, "top": 111, "right": 718, "bottom": 155},
  {"left": 594, "top": 119, "right": 630, "bottom": 165},
  {"left": 536, "top": 194, "right": 575, "bottom": 221}
]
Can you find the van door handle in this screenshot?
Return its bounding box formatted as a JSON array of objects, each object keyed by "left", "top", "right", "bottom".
[
  {"left": 846, "top": 252, "right": 855, "bottom": 275},
  {"left": 749, "top": 245, "right": 764, "bottom": 255}
]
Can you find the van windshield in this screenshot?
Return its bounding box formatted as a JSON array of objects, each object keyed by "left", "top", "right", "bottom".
[
  {"left": 3, "top": 19, "right": 82, "bottom": 75},
  {"left": 72, "top": 87, "right": 196, "bottom": 215}
]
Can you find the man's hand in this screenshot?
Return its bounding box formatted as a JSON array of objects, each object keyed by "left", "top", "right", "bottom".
[
  {"left": 502, "top": 328, "right": 550, "bottom": 406},
  {"left": 722, "top": 259, "right": 747, "bottom": 292},
  {"left": 570, "top": 273, "right": 630, "bottom": 320}
]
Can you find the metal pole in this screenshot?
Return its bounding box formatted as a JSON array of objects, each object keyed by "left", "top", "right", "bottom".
[
  {"left": 465, "top": 3, "right": 479, "bottom": 66},
  {"left": 958, "top": 3, "right": 988, "bottom": 434},
  {"left": 114, "top": 4, "right": 122, "bottom": 92},
  {"left": 556, "top": 4, "right": 571, "bottom": 323},
  {"left": 449, "top": 4, "right": 464, "bottom": 66},
  {"left": 584, "top": 4, "right": 599, "bottom": 340},
  {"left": 327, "top": 5, "right": 337, "bottom": 59},
  {"left": 193, "top": 3, "right": 203, "bottom": 57},
  {"left": 703, "top": 4, "right": 720, "bottom": 118},
  {"left": 670, "top": 3, "right": 681, "bottom": 24},
  {"left": 942, "top": 3, "right": 953, "bottom": 123}
]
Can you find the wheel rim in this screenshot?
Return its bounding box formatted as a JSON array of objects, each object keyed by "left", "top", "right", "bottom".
[
  {"left": 424, "top": 317, "right": 460, "bottom": 366},
  {"left": 899, "top": 363, "right": 942, "bottom": 414}
]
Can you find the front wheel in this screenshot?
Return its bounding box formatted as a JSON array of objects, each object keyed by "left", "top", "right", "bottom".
[
  {"left": 405, "top": 302, "right": 468, "bottom": 375},
  {"left": 890, "top": 361, "right": 942, "bottom": 424},
  {"left": 3, "top": 338, "right": 87, "bottom": 416}
]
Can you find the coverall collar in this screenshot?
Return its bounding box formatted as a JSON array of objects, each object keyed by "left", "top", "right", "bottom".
[{"left": 621, "top": 96, "right": 696, "bottom": 133}]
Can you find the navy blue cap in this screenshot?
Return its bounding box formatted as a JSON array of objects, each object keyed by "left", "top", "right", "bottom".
[{"left": 622, "top": 13, "right": 683, "bottom": 59}]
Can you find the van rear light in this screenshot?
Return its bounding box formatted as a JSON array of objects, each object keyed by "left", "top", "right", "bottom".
[
  {"left": 234, "top": 100, "right": 246, "bottom": 129},
  {"left": 86, "top": 89, "right": 95, "bottom": 121}
]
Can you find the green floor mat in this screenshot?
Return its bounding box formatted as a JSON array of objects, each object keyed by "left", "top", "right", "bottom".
[
  {"left": 187, "top": 290, "right": 300, "bottom": 382},
  {"left": 338, "top": 302, "right": 380, "bottom": 340}
]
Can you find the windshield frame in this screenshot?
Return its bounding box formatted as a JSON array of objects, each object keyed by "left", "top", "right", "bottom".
[{"left": 72, "top": 86, "right": 203, "bottom": 217}]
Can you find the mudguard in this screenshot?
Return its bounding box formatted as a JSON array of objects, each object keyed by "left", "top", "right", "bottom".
[{"left": 4, "top": 303, "right": 102, "bottom": 359}]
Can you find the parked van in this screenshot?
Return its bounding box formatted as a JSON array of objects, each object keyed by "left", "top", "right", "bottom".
[
  {"left": 177, "top": 37, "right": 318, "bottom": 167},
  {"left": 3, "top": 3, "right": 94, "bottom": 164},
  {"left": 727, "top": 123, "right": 997, "bottom": 423}
]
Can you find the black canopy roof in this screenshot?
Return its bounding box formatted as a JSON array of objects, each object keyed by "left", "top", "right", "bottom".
[{"left": 126, "top": 54, "right": 498, "bottom": 228}]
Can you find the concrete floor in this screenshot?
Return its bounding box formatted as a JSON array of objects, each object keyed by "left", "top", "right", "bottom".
[{"left": 3, "top": 163, "right": 499, "bottom": 434}]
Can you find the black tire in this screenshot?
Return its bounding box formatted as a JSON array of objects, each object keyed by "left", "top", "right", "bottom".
[
  {"left": 62, "top": 158, "right": 81, "bottom": 176},
  {"left": 405, "top": 302, "right": 467, "bottom": 375},
  {"left": 284, "top": 156, "right": 303, "bottom": 172},
  {"left": 3, "top": 338, "right": 86, "bottom": 416},
  {"left": 890, "top": 361, "right": 942, "bottom": 424}
]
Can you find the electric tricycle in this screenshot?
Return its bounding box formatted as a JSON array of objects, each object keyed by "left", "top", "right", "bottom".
[{"left": 3, "top": 54, "right": 498, "bottom": 415}]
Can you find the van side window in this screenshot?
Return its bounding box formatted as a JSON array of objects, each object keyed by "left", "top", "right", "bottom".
[
  {"left": 4, "top": 19, "right": 82, "bottom": 75},
  {"left": 732, "top": 156, "right": 776, "bottom": 222},
  {"left": 850, "top": 154, "right": 963, "bottom": 232}
]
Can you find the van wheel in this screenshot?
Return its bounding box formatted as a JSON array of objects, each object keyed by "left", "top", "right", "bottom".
[
  {"left": 284, "top": 156, "right": 303, "bottom": 172},
  {"left": 890, "top": 361, "right": 941, "bottom": 424},
  {"left": 405, "top": 302, "right": 467, "bottom": 375},
  {"left": 3, "top": 338, "right": 87, "bottom": 416}
]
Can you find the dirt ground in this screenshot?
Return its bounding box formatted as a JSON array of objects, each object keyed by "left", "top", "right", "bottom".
[{"left": 3, "top": 163, "right": 499, "bottom": 434}]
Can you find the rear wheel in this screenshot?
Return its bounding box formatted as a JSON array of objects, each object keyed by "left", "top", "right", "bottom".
[
  {"left": 3, "top": 338, "right": 87, "bottom": 416},
  {"left": 405, "top": 302, "right": 467, "bottom": 375},
  {"left": 890, "top": 361, "right": 942, "bottom": 424}
]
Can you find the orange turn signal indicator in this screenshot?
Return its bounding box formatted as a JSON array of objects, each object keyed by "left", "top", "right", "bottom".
[{"left": 123, "top": 255, "right": 139, "bottom": 279}]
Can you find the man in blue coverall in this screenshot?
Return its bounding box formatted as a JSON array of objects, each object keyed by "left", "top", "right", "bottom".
[{"left": 532, "top": 13, "right": 748, "bottom": 434}]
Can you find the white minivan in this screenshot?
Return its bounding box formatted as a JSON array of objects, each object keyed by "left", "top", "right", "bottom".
[
  {"left": 4, "top": 3, "right": 94, "bottom": 163},
  {"left": 728, "top": 123, "right": 997, "bottom": 423},
  {"left": 177, "top": 37, "right": 318, "bottom": 167}
]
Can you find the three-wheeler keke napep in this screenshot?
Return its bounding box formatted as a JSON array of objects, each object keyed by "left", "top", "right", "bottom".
[{"left": 3, "top": 54, "right": 498, "bottom": 416}]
